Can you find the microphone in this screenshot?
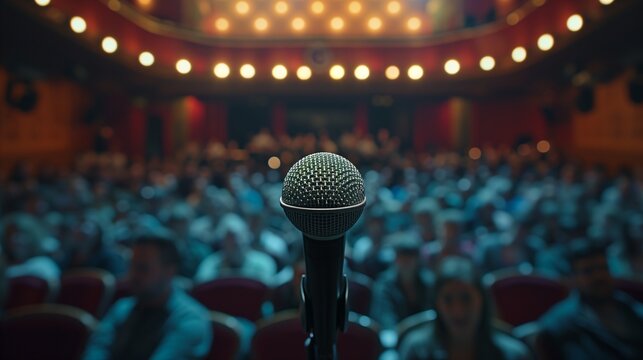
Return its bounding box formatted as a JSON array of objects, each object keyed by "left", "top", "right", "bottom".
[{"left": 280, "top": 152, "right": 366, "bottom": 360}]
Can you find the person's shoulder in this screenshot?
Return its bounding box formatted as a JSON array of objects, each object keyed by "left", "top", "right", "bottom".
[
  {"left": 171, "top": 289, "right": 210, "bottom": 319},
  {"left": 492, "top": 331, "right": 531, "bottom": 360},
  {"left": 538, "top": 294, "right": 577, "bottom": 332},
  {"left": 399, "top": 324, "right": 436, "bottom": 360}
]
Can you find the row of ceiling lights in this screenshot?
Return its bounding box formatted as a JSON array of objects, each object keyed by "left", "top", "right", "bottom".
[{"left": 37, "top": 0, "right": 610, "bottom": 81}]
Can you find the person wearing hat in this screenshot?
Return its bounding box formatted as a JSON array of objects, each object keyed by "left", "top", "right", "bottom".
[{"left": 370, "top": 232, "right": 435, "bottom": 329}]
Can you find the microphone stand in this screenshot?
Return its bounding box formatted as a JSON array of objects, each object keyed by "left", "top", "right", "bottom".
[{"left": 300, "top": 236, "right": 349, "bottom": 360}]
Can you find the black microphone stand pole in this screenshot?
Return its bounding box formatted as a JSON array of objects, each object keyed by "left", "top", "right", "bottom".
[{"left": 300, "top": 236, "right": 348, "bottom": 360}]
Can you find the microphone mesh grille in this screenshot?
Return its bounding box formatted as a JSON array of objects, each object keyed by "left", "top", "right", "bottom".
[{"left": 282, "top": 152, "right": 365, "bottom": 209}]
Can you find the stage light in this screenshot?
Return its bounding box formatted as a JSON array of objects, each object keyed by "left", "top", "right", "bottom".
[
  {"left": 512, "top": 46, "right": 527, "bottom": 63},
  {"left": 292, "top": 17, "right": 306, "bottom": 31},
  {"left": 387, "top": 1, "right": 402, "bottom": 15},
  {"left": 444, "top": 59, "right": 460, "bottom": 75},
  {"left": 506, "top": 12, "right": 520, "bottom": 25},
  {"left": 138, "top": 51, "right": 155, "bottom": 66},
  {"left": 235, "top": 1, "right": 250, "bottom": 15},
  {"left": 329, "top": 65, "right": 345, "bottom": 80},
  {"left": 348, "top": 2, "right": 362, "bottom": 15},
  {"left": 70, "top": 16, "right": 87, "bottom": 33},
  {"left": 468, "top": 147, "right": 482, "bottom": 160},
  {"left": 599, "top": 0, "right": 614, "bottom": 5},
  {"left": 254, "top": 17, "right": 269, "bottom": 32},
  {"left": 311, "top": 1, "right": 324, "bottom": 15},
  {"left": 330, "top": 17, "right": 345, "bottom": 31},
  {"left": 537, "top": 33, "right": 554, "bottom": 51},
  {"left": 240, "top": 64, "right": 255, "bottom": 79},
  {"left": 297, "top": 66, "right": 312, "bottom": 80},
  {"left": 385, "top": 66, "right": 400, "bottom": 80},
  {"left": 268, "top": 156, "right": 281, "bottom": 169},
  {"left": 532, "top": 0, "right": 546, "bottom": 6},
  {"left": 567, "top": 14, "right": 583, "bottom": 32},
  {"left": 35, "top": 0, "right": 50, "bottom": 6},
  {"left": 137, "top": 0, "right": 153, "bottom": 10},
  {"left": 101, "top": 36, "right": 118, "bottom": 54},
  {"left": 479, "top": 56, "right": 495, "bottom": 71},
  {"left": 368, "top": 17, "right": 383, "bottom": 31},
  {"left": 272, "top": 64, "right": 288, "bottom": 80},
  {"left": 215, "top": 18, "right": 230, "bottom": 32},
  {"left": 536, "top": 140, "right": 551, "bottom": 153},
  {"left": 274, "top": 1, "right": 288, "bottom": 15},
  {"left": 213, "top": 63, "right": 230, "bottom": 78},
  {"left": 354, "top": 65, "right": 370, "bottom": 80},
  {"left": 176, "top": 59, "right": 192, "bottom": 75},
  {"left": 407, "top": 65, "right": 424, "bottom": 80},
  {"left": 406, "top": 17, "right": 421, "bottom": 31}
]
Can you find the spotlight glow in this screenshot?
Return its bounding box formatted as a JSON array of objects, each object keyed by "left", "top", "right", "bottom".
[
  {"left": 272, "top": 64, "right": 288, "bottom": 80},
  {"left": 387, "top": 1, "right": 402, "bottom": 15},
  {"left": 567, "top": 14, "right": 583, "bottom": 32},
  {"left": 176, "top": 59, "right": 192, "bottom": 75},
  {"left": 406, "top": 17, "right": 421, "bottom": 31},
  {"left": 213, "top": 63, "right": 231, "bottom": 78},
  {"left": 235, "top": 1, "right": 250, "bottom": 15},
  {"left": 254, "top": 17, "right": 269, "bottom": 32},
  {"left": 537, "top": 33, "right": 554, "bottom": 51},
  {"left": 536, "top": 140, "right": 551, "bottom": 153},
  {"left": 479, "top": 56, "right": 495, "bottom": 71},
  {"left": 407, "top": 65, "right": 424, "bottom": 80},
  {"left": 268, "top": 156, "right": 281, "bottom": 169},
  {"left": 468, "top": 147, "right": 482, "bottom": 160},
  {"left": 329, "top": 65, "right": 345, "bottom": 80},
  {"left": 354, "top": 65, "right": 370, "bottom": 80},
  {"left": 240, "top": 64, "right": 256, "bottom": 79},
  {"left": 599, "top": 0, "right": 614, "bottom": 5},
  {"left": 138, "top": 51, "right": 155, "bottom": 66},
  {"left": 348, "top": 1, "right": 362, "bottom": 15},
  {"left": 368, "top": 17, "right": 383, "bottom": 31},
  {"left": 274, "top": 1, "right": 288, "bottom": 15},
  {"left": 444, "top": 59, "right": 460, "bottom": 75},
  {"left": 297, "top": 66, "right": 312, "bottom": 80},
  {"left": 291, "top": 17, "right": 306, "bottom": 31},
  {"left": 385, "top": 66, "right": 400, "bottom": 80},
  {"left": 330, "top": 17, "right": 345, "bottom": 31},
  {"left": 512, "top": 46, "right": 527, "bottom": 63},
  {"left": 215, "top": 18, "right": 230, "bottom": 32},
  {"left": 35, "top": 0, "right": 51, "bottom": 6},
  {"left": 70, "top": 16, "right": 87, "bottom": 33},
  {"left": 101, "top": 36, "right": 118, "bottom": 54},
  {"left": 311, "top": 1, "right": 324, "bottom": 15}
]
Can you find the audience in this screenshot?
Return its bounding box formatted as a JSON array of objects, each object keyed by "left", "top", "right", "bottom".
[
  {"left": 0, "top": 130, "right": 641, "bottom": 359},
  {"left": 399, "top": 256, "right": 531, "bottom": 360},
  {"left": 537, "top": 241, "right": 643, "bottom": 359},
  {"left": 83, "top": 236, "right": 212, "bottom": 360}
]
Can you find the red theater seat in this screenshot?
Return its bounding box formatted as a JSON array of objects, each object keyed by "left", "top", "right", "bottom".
[
  {"left": 191, "top": 277, "right": 269, "bottom": 322},
  {"left": 348, "top": 272, "right": 373, "bottom": 315},
  {"left": 615, "top": 277, "right": 643, "bottom": 303},
  {"left": 206, "top": 311, "right": 243, "bottom": 360},
  {"left": 5, "top": 275, "right": 57, "bottom": 310},
  {"left": 0, "top": 304, "right": 96, "bottom": 360},
  {"left": 251, "top": 310, "right": 381, "bottom": 360},
  {"left": 56, "top": 268, "right": 115, "bottom": 317},
  {"left": 484, "top": 269, "right": 569, "bottom": 326}
]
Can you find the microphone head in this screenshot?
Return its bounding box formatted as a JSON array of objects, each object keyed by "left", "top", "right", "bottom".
[{"left": 280, "top": 152, "right": 365, "bottom": 240}]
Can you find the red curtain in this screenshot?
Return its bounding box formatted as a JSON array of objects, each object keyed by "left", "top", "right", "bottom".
[{"left": 413, "top": 102, "right": 453, "bottom": 152}]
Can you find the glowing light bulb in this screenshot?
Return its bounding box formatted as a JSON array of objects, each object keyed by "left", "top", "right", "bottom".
[
  {"left": 35, "top": 0, "right": 51, "bottom": 7},
  {"left": 406, "top": 17, "right": 421, "bottom": 31},
  {"left": 329, "top": 65, "right": 345, "bottom": 80},
  {"left": 176, "top": 59, "right": 192, "bottom": 75},
  {"left": 213, "top": 63, "right": 230, "bottom": 78},
  {"left": 385, "top": 66, "right": 400, "bottom": 80},
  {"left": 537, "top": 33, "right": 554, "bottom": 51},
  {"left": 512, "top": 46, "right": 527, "bottom": 63},
  {"left": 567, "top": 14, "right": 583, "bottom": 32},
  {"left": 354, "top": 65, "right": 370, "bottom": 80},
  {"left": 240, "top": 64, "right": 256, "bottom": 79},
  {"left": 215, "top": 18, "right": 230, "bottom": 32},
  {"left": 444, "top": 59, "right": 460, "bottom": 75},
  {"left": 297, "top": 66, "right": 312, "bottom": 80},
  {"left": 70, "top": 16, "right": 87, "bottom": 33},
  {"left": 101, "top": 36, "right": 118, "bottom": 53},
  {"left": 479, "top": 56, "right": 495, "bottom": 71},
  {"left": 138, "top": 51, "right": 155, "bottom": 66},
  {"left": 272, "top": 64, "right": 288, "bottom": 80}
]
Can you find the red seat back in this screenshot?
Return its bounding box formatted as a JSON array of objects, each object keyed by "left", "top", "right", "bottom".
[
  {"left": 192, "top": 277, "right": 269, "bottom": 321},
  {"left": 0, "top": 304, "right": 96, "bottom": 360},
  {"left": 348, "top": 273, "right": 373, "bottom": 315},
  {"left": 5, "top": 276, "right": 55, "bottom": 310},
  {"left": 56, "top": 269, "right": 115, "bottom": 317},
  {"left": 206, "top": 312, "right": 243, "bottom": 360},
  {"left": 488, "top": 273, "right": 568, "bottom": 326},
  {"left": 251, "top": 311, "right": 381, "bottom": 360}
]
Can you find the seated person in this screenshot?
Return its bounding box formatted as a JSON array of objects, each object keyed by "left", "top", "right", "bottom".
[
  {"left": 537, "top": 240, "right": 643, "bottom": 360},
  {"left": 351, "top": 206, "right": 394, "bottom": 279},
  {"left": 84, "top": 236, "right": 212, "bottom": 360},
  {"left": 269, "top": 249, "right": 306, "bottom": 313},
  {"left": 195, "top": 213, "right": 276, "bottom": 284},
  {"left": 371, "top": 234, "right": 435, "bottom": 329},
  {"left": 399, "top": 256, "right": 530, "bottom": 360},
  {"left": 421, "top": 210, "right": 474, "bottom": 268}
]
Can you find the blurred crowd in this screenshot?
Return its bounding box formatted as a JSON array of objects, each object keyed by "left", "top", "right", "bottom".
[{"left": 1, "top": 129, "right": 642, "bottom": 359}]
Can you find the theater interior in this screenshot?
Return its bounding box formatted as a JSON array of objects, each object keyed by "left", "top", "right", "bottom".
[{"left": 1, "top": 1, "right": 642, "bottom": 359}]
